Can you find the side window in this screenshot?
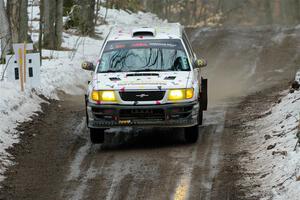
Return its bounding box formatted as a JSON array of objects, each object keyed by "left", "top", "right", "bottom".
[{"left": 182, "top": 32, "right": 194, "bottom": 61}]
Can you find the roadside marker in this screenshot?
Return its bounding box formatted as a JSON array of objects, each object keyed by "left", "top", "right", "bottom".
[
  {"left": 18, "top": 48, "right": 24, "bottom": 91},
  {"left": 12, "top": 42, "right": 34, "bottom": 91},
  {"left": 24, "top": 42, "right": 27, "bottom": 83}
]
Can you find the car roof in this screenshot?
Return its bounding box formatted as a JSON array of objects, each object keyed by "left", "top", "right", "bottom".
[{"left": 106, "top": 23, "right": 184, "bottom": 42}]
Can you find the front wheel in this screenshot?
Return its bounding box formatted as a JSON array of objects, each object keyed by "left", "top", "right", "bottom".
[
  {"left": 184, "top": 125, "right": 199, "bottom": 143},
  {"left": 90, "top": 128, "right": 105, "bottom": 144}
]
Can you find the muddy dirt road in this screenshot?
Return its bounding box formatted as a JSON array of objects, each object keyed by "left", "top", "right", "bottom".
[
  {"left": 0, "top": 95, "right": 242, "bottom": 200},
  {"left": 0, "top": 26, "right": 299, "bottom": 200}
]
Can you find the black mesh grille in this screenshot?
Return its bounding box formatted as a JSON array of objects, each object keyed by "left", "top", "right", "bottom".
[{"left": 119, "top": 91, "right": 165, "bottom": 101}]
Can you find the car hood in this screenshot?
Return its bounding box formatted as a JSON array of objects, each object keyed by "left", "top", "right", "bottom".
[{"left": 92, "top": 71, "right": 192, "bottom": 90}]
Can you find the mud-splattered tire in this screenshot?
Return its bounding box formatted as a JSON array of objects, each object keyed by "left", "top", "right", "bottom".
[
  {"left": 184, "top": 125, "right": 199, "bottom": 143},
  {"left": 200, "top": 79, "right": 208, "bottom": 111},
  {"left": 199, "top": 109, "right": 203, "bottom": 126},
  {"left": 90, "top": 128, "right": 105, "bottom": 144}
]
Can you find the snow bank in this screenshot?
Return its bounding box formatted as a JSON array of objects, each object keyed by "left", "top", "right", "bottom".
[
  {"left": 243, "top": 90, "right": 300, "bottom": 200},
  {"left": 0, "top": 6, "right": 165, "bottom": 183}
]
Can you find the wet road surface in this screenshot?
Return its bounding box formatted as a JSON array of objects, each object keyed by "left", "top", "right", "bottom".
[
  {"left": 0, "top": 94, "right": 244, "bottom": 200},
  {"left": 1, "top": 26, "right": 299, "bottom": 199}
]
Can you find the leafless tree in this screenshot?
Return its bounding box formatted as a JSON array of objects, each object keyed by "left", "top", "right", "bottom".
[
  {"left": 42, "top": 0, "right": 63, "bottom": 49},
  {"left": 94, "top": 0, "right": 101, "bottom": 26},
  {"left": 78, "top": 0, "right": 95, "bottom": 36},
  {"left": 0, "top": 0, "right": 11, "bottom": 61},
  {"left": 7, "top": 0, "right": 28, "bottom": 43}
]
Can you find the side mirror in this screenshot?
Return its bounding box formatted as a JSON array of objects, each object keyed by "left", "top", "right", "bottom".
[
  {"left": 194, "top": 58, "right": 207, "bottom": 68},
  {"left": 81, "top": 61, "right": 95, "bottom": 71}
]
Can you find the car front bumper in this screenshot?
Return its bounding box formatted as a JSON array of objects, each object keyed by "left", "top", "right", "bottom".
[{"left": 87, "top": 101, "right": 199, "bottom": 128}]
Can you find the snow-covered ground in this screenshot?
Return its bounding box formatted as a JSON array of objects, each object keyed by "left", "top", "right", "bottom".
[
  {"left": 243, "top": 90, "right": 300, "bottom": 200},
  {"left": 0, "top": 6, "right": 165, "bottom": 183}
]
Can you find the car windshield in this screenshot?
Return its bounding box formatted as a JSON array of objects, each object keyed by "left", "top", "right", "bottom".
[{"left": 97, "top": 39, "right": 191, "bottom": 73}]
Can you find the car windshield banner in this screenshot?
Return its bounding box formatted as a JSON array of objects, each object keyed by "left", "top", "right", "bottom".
[{"left": 104, "top": 39, "right": 184, "bottom": 52}]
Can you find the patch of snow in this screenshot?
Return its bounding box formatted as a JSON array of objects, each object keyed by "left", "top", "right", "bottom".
[
  {"left": 275, "top": 69, "right": 284, "bottom": 73},
  {"left": 0, "top": 82, "right": 44, "bottom": 182},
  {"left": 0, "top": 6, "right": 165, "bottom": 184},
  {"left": 271, "top": 32, "right": 286, "bottom": 44},
  {"left": 243, "top": 90, "right": 300, "bottom": 200}
]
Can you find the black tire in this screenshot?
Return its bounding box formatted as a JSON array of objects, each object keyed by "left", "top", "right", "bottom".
[
  {"left": 184, "top": 125, "right": 199, "bottom": 143},
  {"left": 90, "top": 128, "right": 105, "bottom": 144},
  {"left": 201, "top": 78, "right": 208, "bottom": 111},
  {"left": 85, "top": 96, "right": 89, "bottom": 126},
  {"left": 199, "top": 109, "right": 203, "bottom": 126}
]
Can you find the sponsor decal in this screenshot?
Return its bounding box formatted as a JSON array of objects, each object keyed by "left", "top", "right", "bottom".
[{"left": 118, "top": 120, "right": 131, "bottom": 125}]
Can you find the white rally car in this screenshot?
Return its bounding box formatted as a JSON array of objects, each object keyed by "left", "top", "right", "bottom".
[{"left": 82, "top": 24, "right": 208, "bottom": 144}]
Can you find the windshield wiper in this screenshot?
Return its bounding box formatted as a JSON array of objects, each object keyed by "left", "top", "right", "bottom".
[
  {"left": 100, "top": 70, "right": 124, "bottom": 73},
  {"left": 100, "top": 69, "right": 173, "bottom": 73}
]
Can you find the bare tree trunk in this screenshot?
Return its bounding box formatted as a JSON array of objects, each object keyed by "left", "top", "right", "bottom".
[
  {"left": 78, "top": 0, "right": 95, "bottom": 36},
  {"left": 192, "top": 0, "right": 197, "bottom": 25},
  {"left": 104, "top": 0, "right": 109, "bottom": 22},
  {"left": 7, "top": 0, "right": 28, "bottom": 43},
  {"left": 55, "top": 0, "right": 63, "bottom": 47},
  {"left": 43, "top": 0, "right": 53, "bottom": 48},
  {"left": 0, "top": 0, "right": 12, "bottom": 61},
  {"left": 289, "top": 0, "right": 300, "bottom": 24},
  {"left": 94, "top": 0, "right": 101, "bottom": 25},
  {"left": 43, "top": 0, "right": 63, "bottom": 49},
  {"left": 39, "top": 0, "right": 43, "bottom": 63},
  {"left": 264, "top": 0, "right": 273, "bottom": 24}
]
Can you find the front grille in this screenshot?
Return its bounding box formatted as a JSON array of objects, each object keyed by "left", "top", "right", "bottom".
[
  {"left": 119, "top": 91, "right": 165, "bottom": 101},
  {"left": 119, "top": 108, "right": 165, "bottom": 120}
]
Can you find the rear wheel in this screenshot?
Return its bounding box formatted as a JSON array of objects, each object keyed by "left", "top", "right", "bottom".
[
  {"left": 90, "top": 128, "right": 105, "bottom": 144},
  {"left": 184, "top": 125, "right": 199, "bottom": 143}
]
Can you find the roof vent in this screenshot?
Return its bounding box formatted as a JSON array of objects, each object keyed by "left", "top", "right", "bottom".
[{"left": 132, "top": 28, "right": 156, "bottom": 37}]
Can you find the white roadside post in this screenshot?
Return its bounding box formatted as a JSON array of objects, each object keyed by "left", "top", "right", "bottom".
[{"left": 12, "top": 43, "right": 34, "bottom": 91}]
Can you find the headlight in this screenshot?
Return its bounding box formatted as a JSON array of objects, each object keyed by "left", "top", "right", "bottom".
[
  {"left": 168, "top": 89, "right": 194, "bottom": 101},
  {"left": 91, "top": 90, "right": 116, "bottom": 102}
]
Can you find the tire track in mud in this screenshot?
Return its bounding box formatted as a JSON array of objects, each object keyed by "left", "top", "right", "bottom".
[
  {"left": 0, "top": 94, "right": 240, "bottom": 200},
  {"left": 0, "top": 93, "right": 257, "bottom": 200},
  {"left": 61, "top": 130, "right": 184, "bottom": 200},
  {"left": 168, "top": 105, "right": 226, "bottom": 200},
  {"left": 59, "top": 103, "right": 229, "bottom": 200}
]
